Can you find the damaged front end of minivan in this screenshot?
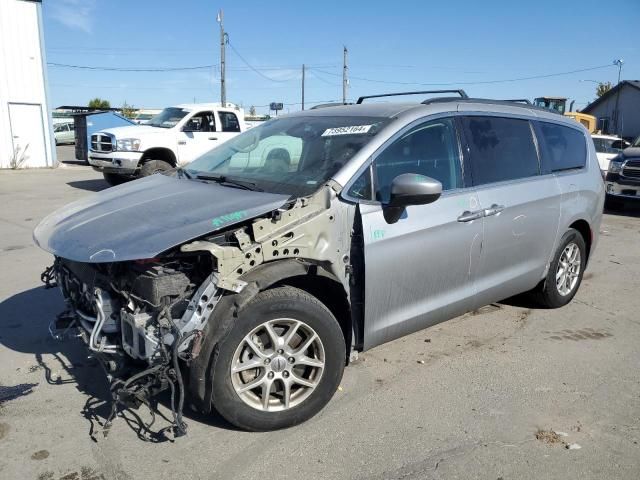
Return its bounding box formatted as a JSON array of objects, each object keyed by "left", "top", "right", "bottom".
[{"left": 36, "top": 176, "right": 356, "bottom": 436}]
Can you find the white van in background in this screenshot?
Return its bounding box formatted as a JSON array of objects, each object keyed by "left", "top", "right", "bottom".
[{"left": 592, "top": 134, "right": 630, "bottom": 173}]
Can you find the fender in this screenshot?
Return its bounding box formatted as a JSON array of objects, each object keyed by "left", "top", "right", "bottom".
[{"left": 187, "top": 259, "right": 332, "bottom": 413}]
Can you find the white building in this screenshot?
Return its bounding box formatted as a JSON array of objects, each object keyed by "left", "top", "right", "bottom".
[{"left": 0, "top": 0, "right": 56, "bottom": 168}]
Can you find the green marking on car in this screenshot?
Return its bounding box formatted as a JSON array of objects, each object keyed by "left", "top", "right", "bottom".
[{"left": 212, "top": 210, "right": 248, "bottom": 228}]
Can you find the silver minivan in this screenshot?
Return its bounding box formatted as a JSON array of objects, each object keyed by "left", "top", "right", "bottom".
[{"left": 35, "top": 91, "right": 604, "bottom": 433}]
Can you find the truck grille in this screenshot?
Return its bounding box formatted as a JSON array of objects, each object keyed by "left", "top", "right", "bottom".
[
  {"left": 91, "top": 133, "right": 114, "bottom": 152},
  {"left": 622, "top": 159, "right": 640, "bottom": 178}
]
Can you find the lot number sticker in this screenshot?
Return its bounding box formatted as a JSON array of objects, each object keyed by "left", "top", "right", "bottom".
[{"left": 321, "top": 125, "right": 373, "bottom": 136}]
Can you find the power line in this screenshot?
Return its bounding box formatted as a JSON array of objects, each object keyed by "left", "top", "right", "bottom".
[
  {"left": 313, "top": 64, "right": 615, "bottom": 87},
  {"left": 47, "top": 62, "right": 216, "bottom": 72},
  {"left": 227, "top": 42, "right": 297, "bottom": 83},
  {"left": 308, "top": 69, "right": 340, "bottom": 86}
]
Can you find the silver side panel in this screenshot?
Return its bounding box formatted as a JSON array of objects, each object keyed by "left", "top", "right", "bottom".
[
  {"left": 472, "top": 175, "right": 561, "bottom": 306},
  {"left": 360, "top": 190, "right": 483, "bottom": 350}
]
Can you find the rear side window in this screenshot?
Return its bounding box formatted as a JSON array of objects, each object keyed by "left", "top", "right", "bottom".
[
  {"left": 219, "top": 112, "right": 241, "bottom": 132},
  {"left": 537, "top": 122, "right": 586, "bottom": 172},
  {"left": 461, "top": 116, "right": 539, "bottom": 186}
]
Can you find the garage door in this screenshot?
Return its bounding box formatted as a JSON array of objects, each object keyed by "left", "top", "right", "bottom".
[{"left": 8, "top": 103, "right": 47, "bottom": 168}]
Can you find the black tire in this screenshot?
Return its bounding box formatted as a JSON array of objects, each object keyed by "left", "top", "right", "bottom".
[
  {"left": 605, "top": 195, "right": 624, "bottom": 210},
  {"left": 210, "top": 286, "right": 345, "bottom": 431},
  {"left": 140, "top": 159, "right": 172, "bottom": 177},
  {"left": 102, "top": 172, "right": 129, "bottom": 186},
  {"left": 536, "top": 228, "right": 586, "bottom": 308}
]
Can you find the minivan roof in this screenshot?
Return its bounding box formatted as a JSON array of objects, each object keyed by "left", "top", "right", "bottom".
[{"left": 287, "top": 99, "right": 575, "bottom": 125}]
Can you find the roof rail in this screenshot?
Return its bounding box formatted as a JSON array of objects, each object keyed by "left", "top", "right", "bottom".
[
  {"left": 419, "top": 97, "right": 562, "bottom": 115},
  {"left": 310, "top": 102, "right": 353, "bottom": 110},
  {"left": 356, "top": 89, "right": 468, "bottom": 104},
  {"left": 502, "top": 99, "right": 532, "bottom": 104}
]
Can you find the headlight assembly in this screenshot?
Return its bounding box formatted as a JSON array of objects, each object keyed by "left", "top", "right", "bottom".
[
  {"left": 116, "top": 138, "right": 141, "bottom": 152},
  {"left": 608, "top": 160, "right": 623, "bottom": 174}
]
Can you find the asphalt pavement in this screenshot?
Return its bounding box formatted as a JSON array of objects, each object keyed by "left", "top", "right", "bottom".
[{"left": 0, "top": 163, "right": 639, "bottom": 480}]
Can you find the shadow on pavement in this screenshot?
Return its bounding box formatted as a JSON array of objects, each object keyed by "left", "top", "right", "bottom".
[
  {"left": 0, "top": 286, "right": 235, "bottom": 441},
  {"left": 604, "top": 202, "right": 640, "bottom": 218},
  {"left": 66, "top": 179, "right": 109, "bottom": 192}
]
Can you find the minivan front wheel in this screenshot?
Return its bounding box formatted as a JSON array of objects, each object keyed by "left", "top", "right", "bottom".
[
  {"left": 210, "top": 286, "right": 345, "bottom": 431},
  {"left": 538, "top": 228, "right": 586, "bottom": 308}
]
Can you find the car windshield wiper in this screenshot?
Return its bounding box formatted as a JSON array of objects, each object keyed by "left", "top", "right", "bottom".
[
  {"left": 176, "top": 167, "right": 192, "bottom": 179},
  {"left": 196, "top": 174, "right": 262, "bottom": 191}
]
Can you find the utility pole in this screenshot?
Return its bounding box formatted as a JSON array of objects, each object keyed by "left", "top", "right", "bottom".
[
  {"left": 301, "top": 64, "right": 306, "bottom": 110},
  {"left": 613, "top": 58, "right": 624, "bottom": 136},
  {"left": 217, "top": 9, "right": 226, "bottom": 107},
  {"left": 342, "top": 46, "right": 348, "bottom": 104}
]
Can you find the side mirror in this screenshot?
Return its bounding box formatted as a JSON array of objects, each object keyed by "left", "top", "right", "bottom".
[
  {"left": 182, "top": 123, "right": 199, "bottom": 133},
  {"left": 388, "top": 173, "right": 442, "bottom": 208}
]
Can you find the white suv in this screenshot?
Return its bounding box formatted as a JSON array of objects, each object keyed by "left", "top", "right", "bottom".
[{"left": 88, "top": 103, "right": 245, "bottom": 185}]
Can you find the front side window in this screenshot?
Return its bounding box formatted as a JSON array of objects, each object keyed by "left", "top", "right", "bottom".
[
  {"left": 370, "top": 118, "right": 463, "bottom": 203},
  {"left": 184, "top": 111, "right": 215, "bottom": 132},
  {"left": 187, "top": 115, "right": 389, "bottom": 197},
  {"left": 537, "top": 122, "right": 586, "bottom": 172},
  {"left": 219, "top": 111, "right": 241, "bottom": 132},
  {"left": 461, "top": 116, "right": 539, "bottom": 186},
  {"left": 147, "top": 107, "right": 189, "bottom": 128}
]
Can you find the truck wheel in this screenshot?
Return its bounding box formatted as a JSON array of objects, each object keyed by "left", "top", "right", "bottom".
[
  {"left": 536, "top": 228, "right": 586, "bottom": 308},
  {"left": 103, "top": 173, "right": 128, "bottom": 186},
  {"left": 140, "top": 159, "right": 172, "bottom": 177},
  {"left": 209, "top": 286, "right": 345, "bottom": 431}
]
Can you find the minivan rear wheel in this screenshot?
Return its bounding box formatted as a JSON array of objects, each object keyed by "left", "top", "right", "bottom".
[
  {"left": 537, "top": 228, "right": 586, "bottom": 308},
  {"left": 210, "top": 286, "right": 345, "bottom": 431}
]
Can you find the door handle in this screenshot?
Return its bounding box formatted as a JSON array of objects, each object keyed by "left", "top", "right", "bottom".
[
  {"left": 484, "top": 204, "right": 505, "bottom": 217},
  {"left": 457, "top": 210, "right": 484, "bottom": 222},
  {"left": 208, "top": 137, "right": 218, "bottom": 140}
]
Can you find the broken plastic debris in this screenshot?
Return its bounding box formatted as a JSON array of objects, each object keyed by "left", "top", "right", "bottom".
[
  {"left": 554, "top": 431, "right": 569, "bottom": 437},
  {"left": 566, "top": 443, "right": 581, "bottom": 450},
  {"left": 417, "top": 360, "right": 425, "bottom": 364},
  {"left": 338, "top": 386, "right": 343, "bottom": 392}
]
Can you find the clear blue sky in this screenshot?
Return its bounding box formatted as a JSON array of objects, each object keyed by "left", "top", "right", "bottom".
[{"left": 43, "top": 0, "right": 640, "bottom": 114}]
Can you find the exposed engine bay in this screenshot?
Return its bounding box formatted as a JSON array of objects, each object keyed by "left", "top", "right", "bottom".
[
  {"left": 41, "top": 185, "right": 355, "bottom": 437},
  {"left": 44, "top": 253, "right": 213, "bottom": 436}
]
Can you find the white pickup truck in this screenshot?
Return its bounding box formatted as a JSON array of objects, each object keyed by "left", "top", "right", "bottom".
[{"left": 88, "top": 103, "right": 245, "bottom": 185}]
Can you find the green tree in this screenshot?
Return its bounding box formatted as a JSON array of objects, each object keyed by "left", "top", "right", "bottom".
[
  {"left": 88, "top": 98, "right": 110, "bottom": 110},
  {"left": 596, "top": 81, "right": 612, "bottom": 98},
  {"left": 249, "top": 105, "right": 257, "bottom": 116},
  {"left": 121, "top": 101, "right": 136, "bottom": 119}
]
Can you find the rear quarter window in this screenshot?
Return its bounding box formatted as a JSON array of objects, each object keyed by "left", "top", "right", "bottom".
[{"left": 536, "top": 122, "right": 586, "bottom": 172}]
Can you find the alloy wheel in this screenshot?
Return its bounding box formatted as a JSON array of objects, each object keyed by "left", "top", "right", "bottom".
[
  {"left": 556, "top": 242, "right": 581, "bottom": 296},
  {"left": 230, "top": 318, "right": 325, "bottom": 412}
]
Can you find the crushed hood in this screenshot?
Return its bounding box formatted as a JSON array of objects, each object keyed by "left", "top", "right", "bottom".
[{"left": 33, "top": 174, "right": 289, "bottom": 263}]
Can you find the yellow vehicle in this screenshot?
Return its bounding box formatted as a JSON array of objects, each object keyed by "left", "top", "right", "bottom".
[
  {"left": 533, "top": 96, "right": 569, "bottom": 113},
  {"left": 533, "top": 97, "right": 597, "bottom": 133}
]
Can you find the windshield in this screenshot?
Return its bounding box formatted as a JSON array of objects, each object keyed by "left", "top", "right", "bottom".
[
  {"left": 147, "top": 107, "right": 189, "bottom": 128},
  {"left": 186, "top": 115, "right": 389, "bottom": 196},
  {"left": 593, "top": 137, "right": 628, "bottom": 154},
  {"left": 633, "top": 136, "right": 640, "bottom": 147}
]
